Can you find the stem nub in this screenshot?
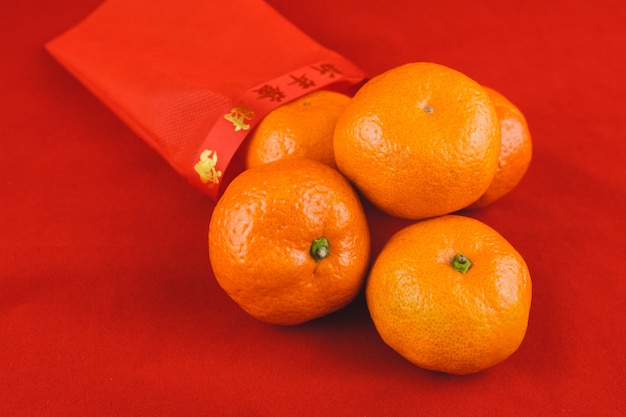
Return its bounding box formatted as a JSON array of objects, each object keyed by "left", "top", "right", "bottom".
[
  {"left": 310, "top": 237, "right": 330, "bottom": 262},
  {"left": 451, "top": 253, "right": 472, "bottom": 273}
]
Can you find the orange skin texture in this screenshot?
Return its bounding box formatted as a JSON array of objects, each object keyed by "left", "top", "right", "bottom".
[
  {"left": 469, "top": 86, "right": 533, "bottom": 208},
  {"left": 245, "top": 90, "right": 351, "bottom": 169},
  {"left": 366, "top": 215, "right": 532, "bottom": 375},
  {"left": 209, "top": 158, "right": 371, "bottom": 325},
  {"left": 333, "top": 62, "right": 501, "bottom": 220}
]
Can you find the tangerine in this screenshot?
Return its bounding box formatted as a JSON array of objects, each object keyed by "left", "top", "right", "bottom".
[
  {"left": 469, "top": 86, "right": 533, "bottom": 208},
  {"left": 333, "top": 62, "right": 501, "bottom": 220},
  {"left": 209, "top": 158, "right": 371, "bottom": 325},
  {"left": 366, "top": 214, "right": 532, "bottom": 375},
  {"left": 245, "top": 90, "right": 351, "bottom": 169}
]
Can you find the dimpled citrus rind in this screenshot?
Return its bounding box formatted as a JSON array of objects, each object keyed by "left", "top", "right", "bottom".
[
  {"left": 365, "top": 215, "right": 532, "bottom": 374},
  {"left": 469, "top": 85, "right": 533, "bottom": 208},
  {"left": 209, "top": 158, "right": 371, "bottom": 325},
  {"left": 334, "top": 62, "right": 501, "bottom": 220},
  {"left": 246, "top": 90, "right": 351, "bottom": 169}
]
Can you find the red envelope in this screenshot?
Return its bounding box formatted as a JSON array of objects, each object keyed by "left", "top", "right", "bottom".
[{"left": 46, "top": 0, "right": 367, "bottom": 200}]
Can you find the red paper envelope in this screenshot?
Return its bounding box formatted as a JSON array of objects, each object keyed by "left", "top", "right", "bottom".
[{"left": 46, "top": 0, "right": 367, "bottom": 200}]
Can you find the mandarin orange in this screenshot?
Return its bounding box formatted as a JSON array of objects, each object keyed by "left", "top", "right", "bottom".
[
  {"left": 209, "top": 158, "right": 370, "bottom": 325},
  {"left": 469, "top": 86, "right": 533, "bottom": 208},
  {"left": 366, "top": 215, "right": 532, "bottom": 375},
  {"left": 333, "top": 62, "right": 501, "bottom": 220},
  {"left": 245, "top": 90, "right": 350, "bottom": 169}
]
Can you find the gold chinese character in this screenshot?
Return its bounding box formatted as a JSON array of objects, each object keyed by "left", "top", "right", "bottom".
[
  {"left": 194, "top": 149, "right": 222, "bottom": 186},
  {"left": 224, "top": 104, "right": 255, "bottom": 131}
]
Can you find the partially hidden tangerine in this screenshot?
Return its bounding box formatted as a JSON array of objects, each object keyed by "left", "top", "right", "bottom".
[
  {"left": 246, "top": 90, "right": 350, "bottom": 169},
  {"left": 469, "top": 86, "right": 533, "bottom": 208}
]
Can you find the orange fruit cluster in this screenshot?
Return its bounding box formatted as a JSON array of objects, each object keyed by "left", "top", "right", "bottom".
[{"left": 208, "top": 62, "right": 533, "bottom": 375}]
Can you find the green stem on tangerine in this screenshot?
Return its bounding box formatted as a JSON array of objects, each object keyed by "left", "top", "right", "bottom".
[
  {"left": 451, "top": 253, "right": 472, "bottom": 273},
  {"left": 310, "top": 237, "right": 330, "bottom": 262}
]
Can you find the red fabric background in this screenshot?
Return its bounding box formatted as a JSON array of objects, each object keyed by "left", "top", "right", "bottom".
[{"left": 2, "top": 0, "right": 625, "bottom": 415}]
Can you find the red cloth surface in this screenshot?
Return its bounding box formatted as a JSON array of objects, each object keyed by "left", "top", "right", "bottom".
[{"left": 1, "top": 0, "right": 625, "bottom": 415}]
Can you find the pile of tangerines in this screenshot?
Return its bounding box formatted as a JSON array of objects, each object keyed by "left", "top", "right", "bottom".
[{"left": 208, "top": 62, "right": 533, "bottom": 375}]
